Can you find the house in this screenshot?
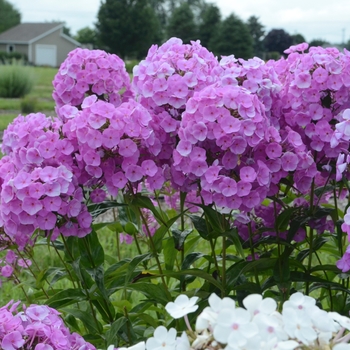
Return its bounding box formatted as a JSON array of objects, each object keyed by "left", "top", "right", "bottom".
[{"left": 0, "top": 22, "right": 81, "bottom": 67}]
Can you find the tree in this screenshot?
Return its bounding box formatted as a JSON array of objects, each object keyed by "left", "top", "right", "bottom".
[
  {"left": 309, "top": 39, "right": 329, "bottom": 47},
  {"left": 74, "top": 27, "right": 97, "bottom": 47},
  {"left": 0, "top": 0, "right": 21, "bottom": 33},
  {"left": 247, "top": 16, "right": 265, "bottom": 58},
  {"left": 210, "top": 13, "right": 253, "bottom": 59},
  {"left": 264, "top": 29, "right": 293, "bottom": 55},
  {"left": 96, "top": 0, "right": 161, "bottom": 59},
  {"left": 291, "top": 33, "right": 306, "bottom": 45},
  {"left": 197, "top": 3, "right": 221, "bottom": 50},
  {"left": 166, "top": 2, "right": 197, "bottom": 43}
]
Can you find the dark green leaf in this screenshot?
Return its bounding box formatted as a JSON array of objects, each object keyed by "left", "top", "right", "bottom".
[
  {"left": 172, "top": 229, "right": 192, "bottom": 251},
  {"left": 105, "top": 317, "right": 128, "bottom": 347}
]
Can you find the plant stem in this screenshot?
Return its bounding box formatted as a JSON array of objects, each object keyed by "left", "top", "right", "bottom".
[
  {"left": 138, "top": 207, "right": 171, "bottom": 301},
  {"left": 248, "top": 221, "right": 260, "bottom": 290}
]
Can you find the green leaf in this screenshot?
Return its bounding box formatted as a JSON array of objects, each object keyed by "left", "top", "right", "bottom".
[
  {"left": 46, "top": 288, "right": 87, "bottom": 309},
  {"left": 172, "top": 229, "right": 192, "bottom": 251},
  {"left": 194, "top": 204, "right": 230, "bottom": 233},
  {"left": 105, "top": 317, "right": 128, "bottom": 347},
  {"left": 276, "top": 207, "right": 297, "bottom": 231},
  {"left": 125, "top": 282, "right": 170, "bottom": 304},
  {"left": 153, "top": 213, "right": 184, "bottom": 252},
  {"left": 88, "top": 200, "right": 126, "bottom": 218},
  {"left": 78, "top": 230, "right": 105, "bottom": 269},
  {"left": 131, "top": 194, "right": 166, "bottom": 224},
  {"left": 125, "top": 253, "right": 152, "bottom": 284},
  {"left": 189, "top": 215, "right": 210, "bottom": 240},
  {"left": 62, "top": 308, "right": 103, "bottom": 334},
  {"left": 163, "top": 237, "right": 178, "bottom": 271},
  {"left": 181, "top": 252, "right": 204, "bottom": 270}
]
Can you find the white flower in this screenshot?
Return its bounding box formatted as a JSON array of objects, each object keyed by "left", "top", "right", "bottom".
[
  {"left": 165, "top": 295, "right": 199, "bottom": 319},
  {"left": 196, "top": 293, "right": 236, "bottom": 332},
  {"left": 329, "top": 311, "right": 350, "bottom": 331},
  {"left": 282, "top": 292, "right": 316, "bottom": 312},
  {"left": 282, "top": 307, "right": 317, "bottom": 345},
  {"left": 253, "top": 313, "right": 288, "bottom": 342},
  {"left": 117, "top": 342, "right": 146, "bottom": 350},
  {"left": 333, "top": 344, "right": 350, "bottom": 350},
  {"left": 213, "top": 307, "right": 259, "bottom": 347},
  {"left": 176, "top": 332, "right": 190, "bottom": 350},
  {"left": 146, "top": 326, "right": 177, "bottom": 350},
  {"left": 243, "top": 294, "right": 277, "bottom": 317}
]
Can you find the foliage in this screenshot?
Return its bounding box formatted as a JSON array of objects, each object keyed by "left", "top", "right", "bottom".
[
  {"left": 166, "top": 2, "right": 197, "bottom": 43},
  {"left": 96, "top": 0, "right": 161, "bottom": 59},
  {"left": 246, "top": 15, "right": 265, "bottom": 58},
  {"left": 264, "top": 28, "right": 293, "bottom": 55},
  {"left": 0, "top": 64, "right": 33, "bottom": 98},
  {"left": 0, "top": 50, "right": 27, "bottom": 64},
  {"left": 20, "top": 96, "right": 38, "bottom": 114},
  {"left": 197, "top": 3, "right": 221, "bottom": 50},
  {"left": 291, "top": 33, "right": 306, "bottom": 45},
  {"left": 74, "top": 26, "right": 98, "bottom": 47},
  {"left": 309, "top": 38, "right": 330, "bottom": 47},
  {"left": 210, "top": 13, "right": 253, "bottom": 59},
  {"left": 0, "top": 0, "right": 20, "bottom": 34}
]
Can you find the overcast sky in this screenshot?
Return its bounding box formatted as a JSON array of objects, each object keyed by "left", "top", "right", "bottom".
[{"left": 11, "top": 0, "right": 350, "bottom": 44}]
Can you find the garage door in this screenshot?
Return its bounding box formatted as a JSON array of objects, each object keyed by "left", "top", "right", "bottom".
[{"left": 35, "top": 44, "right": 57, "bottom": 67}]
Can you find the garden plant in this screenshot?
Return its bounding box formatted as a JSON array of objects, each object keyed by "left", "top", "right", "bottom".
[{"left": 1, "top": 39, "right": 350, "bottom": 349}]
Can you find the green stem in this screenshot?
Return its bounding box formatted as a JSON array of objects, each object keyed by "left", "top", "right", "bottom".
[
  {"left": 306, "top": 180, "right": 316, "bottom": 295},
  {"left": 222, "top": 236, "right": 226, "bottom": 297},
  {"left": 248, "top": 222, "right": 260, "bottom": 290},
  {"left": 52, "top": 241, "right": 77, "bottom": 289},
  {"left": 15, "top": 247, "right": 50, "bottom": 299},
  {"left": 138, "top": 207, "right": 171, "bottom": 301},
  {"left": 112, "top": 207, "right": 121, "bottom": 260}
]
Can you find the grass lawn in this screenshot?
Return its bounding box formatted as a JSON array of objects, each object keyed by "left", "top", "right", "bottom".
[{"left": 0, "top": 66, "right": 57, "bottom": 131}]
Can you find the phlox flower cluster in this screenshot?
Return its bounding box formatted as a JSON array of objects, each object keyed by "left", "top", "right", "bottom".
[
  {"left": 0, "top": 300, "right": 96, "bottom": 350},
  {"left": 132, "top": 37, "right": 222, "bottom": 163},
  {"left": 113, "top": 292, "right": 350, "bottom": 350},
  {"left": 219, "top": 55, "right": 282, "bottom": 118},
  {"left": 60, "top": 95, "right": 166, "bottom": 195},
  {"left": 272, "top": 45, "right": 350, "bottom": 188},
  {"left": 53, "top": 47, "right": 132, "bottom": 111},
  {"left": 0, "top": 113, "right": 92, "bottom": 247},
  {"left": 172, "top": 82, "right": 278, "bottom": 211}
]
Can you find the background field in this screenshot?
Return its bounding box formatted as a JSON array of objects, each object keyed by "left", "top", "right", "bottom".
[{"left": 0, "top": 66, "right": 57, "bottom": 131}]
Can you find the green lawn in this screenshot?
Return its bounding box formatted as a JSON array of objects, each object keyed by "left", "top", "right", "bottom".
[{"left": 0, "top": 66, "right": 57, "bottom": 131}]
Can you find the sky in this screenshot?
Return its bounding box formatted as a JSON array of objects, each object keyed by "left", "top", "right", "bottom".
[{"left": 10, "top": 0, "right": 350, "bottom": 44}]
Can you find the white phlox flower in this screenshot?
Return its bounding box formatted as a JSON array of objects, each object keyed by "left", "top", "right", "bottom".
[
  {"left": 196, "top": 293, "right": 235, "bottom": 332},
  {"left": 213, "top": 307, "right": 259, "bottom": 348},
  {"left": 165, "top": 295, "right": 199, "bottom": 319},
  {"left": 333, "top": 344, "right": 350, "bottom": 350},
  {"left": 329, "top": 312, "right": 350, "bottom": 331},
  {"left": 117, "top": 341, "right": 146, "bottom": 350},
  {"left": 253, "top": 313, "right": 288, "bottom": 342},
  {"left": 282, "top": 292, "right": 316, "bottom": 312},
  {"left": 282, "top": 307, "right": 317, "bottom": 345},
  {"left": 176, "top": 331, "right": 190, "bottom": 350},
  {"left": 242, "top": 294, "right": 277, "bottom": 317},
  {"left": 146, "top": 326, "right": 177, "bottom": 350}
]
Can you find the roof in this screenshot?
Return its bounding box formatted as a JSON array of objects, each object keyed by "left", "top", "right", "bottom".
[{"left": 0, "top": 22, "right": 65, "bottom": 44}]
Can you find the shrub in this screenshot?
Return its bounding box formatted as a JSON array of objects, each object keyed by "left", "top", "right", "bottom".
[
  {"left": 125, "top": 59, "right": 139, "bottom": 73},
  {"left": 0, "top": 64, "right": 34, "bottom": 98},
  {"left": 20, "top": 96, "right": 37, "bottom": 114},
  {"left": 0, "top": 51, "right": 28, "bottom": 65}
]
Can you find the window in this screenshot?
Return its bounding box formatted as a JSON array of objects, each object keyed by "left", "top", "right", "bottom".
[{"left": 7, "top": 44, "right": 15, "bottom": 53}]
